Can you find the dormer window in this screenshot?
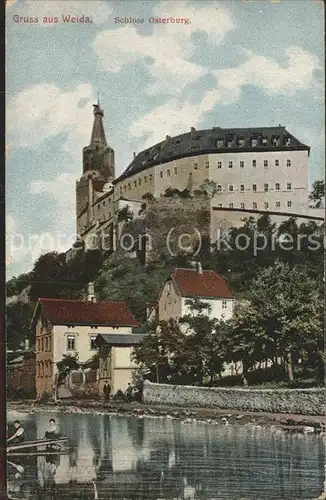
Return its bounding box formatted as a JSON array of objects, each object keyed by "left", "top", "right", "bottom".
[
  {"left": 285, "top": 137, "right": 291, "bottom": 146},
  {"left": 216, "top": 139, "right": 224, "bottom": 148},
  {"left": 238, "top": 138, "right": 245, "bottom": 147},
  {"left": 251, "top": 138, "right": 258, "bottom": 147},
  {"left": 273, "top": 136, "right": 280, "bottom": 146},
  {"left": 262, "top": 137, "right": 268, "bottom": 146},
  {"left": 226, "top": 137, "right": 234, "bottom": 148}
]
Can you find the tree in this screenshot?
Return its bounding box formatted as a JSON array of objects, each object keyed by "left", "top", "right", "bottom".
[
  {"left": 56, "top": 354, "right": 80, "bottom": 386},
  {"left": 117, "top": 205, "right": 134, "bottom": 222},
  {"left": 309, "top": 180, "right": 325, "bottom": 207},
  {"left": 6, "top": 301, "right": 35, "bottom": 350},
  {"left": 179, "top": 299, "right": 227, "bottom": 384},
  {"left": 199, "top": 179, "right": 218, "bottom": 198},
  {"left": 232, "top": 261, "right": 323, "bottom": 384}
]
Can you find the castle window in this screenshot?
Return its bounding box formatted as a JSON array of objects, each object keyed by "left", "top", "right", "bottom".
[
  {"left": 252, "top": 159, "right": 256, "bottom": 167},
  {"left": 238, "top": 138, "right": 245, "bottom": 147},
  {"left": 67, "top": 335, "right": 76, "bottom": 351},
  {"left": 41, "top": 338, "right": 44, "bottom": 352},
  {"left": 240, "top": 161, "right": 244, "bottom": 168},
  {"left": 252, "top": 184, "right": 257, "bottom": 192},
  {"left": 240, "top": 184, "right": 244, "bottom": 192},
  {"left": 276, "top": 201, "right": 280, "bottom": 208},
  {"left": 287, "top": 200, "right": 292, "bottom": 208},
  {"left": 160, "top": 172, "right": 163, "bottom": 178},
  {"left": 144, "top": 176, "right": 147, "bottom": 182},
  {"left": 275, "top": 183, "right": 280, "bottom": 191},
  {"left": 217, "top": 161, "right": 222, "bottom": 169},
  {"left": 253, "top": 202, "right": 257, "bottom": 210},
  {"left": 205, "top": 161, "right": 209, "bottom": 168},
  {"left": 134, "top": 180, "right": 137, "bottom": 187},
  {"left": 275, "top": 159, "right": 279, "bottom": 166},
  {"left": 216, "top": 139, "right": 224, "bottom": 148},
  {"left": 222, "top": 301, "right": 227, "bottom": 309},
  {"left": 228, "top": 161, "right": 233, "bottom": 169},
  {"left": 194, "top": 163, "right": 198, "bottom": 170},
  {"left": 149, "top": 174, "right": 153, "bottom": 180},
  {"left": 45, "top": 337, "right": 48, "bottom": 351},
  {"left": 167, "top": 169, "right": 171, "bottom": 176},
  {"left": 138, "top": 178, "right": 141, "bottom": 185},
  {"left": 124, "top": 185, "right": 126, "bottom": 191},
  {"left": 287, "top": 182, "right": 292, "bottom": 191},
  {"left": 287, "top": 159, "right": 291, "bottom": 167},
  {"left": 104, "top": 201, "right": 106, "bottom": 206},
  {"left": 229, "top": 203, "right": 234, "bottom": 208},
  {"left": 264, "top": 183, "right": 269, "bottom": 192},
  {"left": 174, "top": 167, "right": 177, "bottom": 174},
  {"left": 98, "top": 205, "right": 100, "bottom": 210},
  {"left": 228, "top": 184, "right": 234, "bottom": 192},
  {"left": 264, "top": 202, "right": 269, "bottom": 209},
  {"left": 128, "top": 183, "right": 131, "bottom": 190},
  {"left": 264, "top": 160, "right": 268, "bottom": 167},
  {"left": 240, "top": 203, "right": 245, "bottom": 210},
  {"left": 217, "top": 184, "right": 222, "bottom": 192}
]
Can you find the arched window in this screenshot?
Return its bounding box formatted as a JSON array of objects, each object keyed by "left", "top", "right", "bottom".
[{"left": 40, "top": 362, "right": 44, "bottom": 378}]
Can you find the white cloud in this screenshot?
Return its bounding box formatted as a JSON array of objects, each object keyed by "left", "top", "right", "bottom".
[
  {"left": 216, "top": 46, "right": 322, "bottom": 102},
  {"left": 13, "top": 0, "right": 112, "bottom": 26},
  {"left": 130, "top": 46, "right": 322, "bottom": 144},
  {"left": 7, "top": 83, "right": 95, "bottom": 152},
  {"left": 93, "top": 2, "right": 234, "bottom": 96}
]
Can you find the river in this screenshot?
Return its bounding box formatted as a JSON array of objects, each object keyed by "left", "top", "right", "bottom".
[{"left": 7, "top": 409, "right": 325, "bottom": 500}]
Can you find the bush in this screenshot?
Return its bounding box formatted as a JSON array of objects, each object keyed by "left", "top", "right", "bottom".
[{"left": 113, "top": 389, "right": 126, "bottom": 401}]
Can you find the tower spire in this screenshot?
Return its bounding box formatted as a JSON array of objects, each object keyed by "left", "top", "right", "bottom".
[{"left": 90, "top": 99, "right": 107, "bottom": 146}]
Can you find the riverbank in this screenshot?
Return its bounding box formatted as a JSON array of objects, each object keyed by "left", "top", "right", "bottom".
[{"left": 7, "top": 399, "right": 326, "bottom": 433}]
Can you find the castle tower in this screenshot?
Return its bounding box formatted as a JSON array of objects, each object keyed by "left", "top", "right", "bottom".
[{"left": 76, "top": 101, "right": 115, "bottom": 233}]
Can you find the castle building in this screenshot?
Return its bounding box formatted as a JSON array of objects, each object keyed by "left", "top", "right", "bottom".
[{"left": 74, "top": 104, "right": 322, "bottom": 253}]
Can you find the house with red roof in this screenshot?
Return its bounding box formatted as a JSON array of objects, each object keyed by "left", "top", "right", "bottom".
[
  {"left": 149, "top": 263, "right": 234, "bottom": 325},
  {"left": 31, "top": 284, "right": 145, "bottom": 398}
]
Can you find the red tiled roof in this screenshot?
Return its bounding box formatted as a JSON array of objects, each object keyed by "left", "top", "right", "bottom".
[
  {"left": 171, "top": 268, "right": 233, "bottom": 299},
  {"left": 38, "top": 298, "right": 139, "bottom": 327}
]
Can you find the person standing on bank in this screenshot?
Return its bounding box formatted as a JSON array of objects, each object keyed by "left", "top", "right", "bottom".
[{"left": 7, "top": 421, "right": 25, "bottom": 444}]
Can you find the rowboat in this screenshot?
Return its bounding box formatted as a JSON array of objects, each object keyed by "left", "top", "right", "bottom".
[{"left": 7, "top": 437, "right": 68, "bottom": 453}]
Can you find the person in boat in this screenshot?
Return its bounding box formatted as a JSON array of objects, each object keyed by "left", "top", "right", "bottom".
[
  {"left": 7, "top": 421, "right": 25, "bottom": 445},
  {"left": 44, "top": 418, "right": 59, "bottom": 440}
]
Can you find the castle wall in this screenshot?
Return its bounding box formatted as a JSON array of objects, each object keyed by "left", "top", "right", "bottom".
[{"left": 208, "top": 150, "right": 309, "bottom": 213}]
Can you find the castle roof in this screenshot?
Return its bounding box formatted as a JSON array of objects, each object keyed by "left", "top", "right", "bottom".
[
  {"left": 114, "top": 126, "right": 310, "bottom": 183},
  {"left": 32, "top": 298, "right": 139, "bottom": 327},
  {"left": 170, "top": 268, "right": 233, "bottom": 299}
]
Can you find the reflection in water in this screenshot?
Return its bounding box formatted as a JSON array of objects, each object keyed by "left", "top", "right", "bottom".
[{"left": 7, "top": 412, "right": 325, "bottom": 499}]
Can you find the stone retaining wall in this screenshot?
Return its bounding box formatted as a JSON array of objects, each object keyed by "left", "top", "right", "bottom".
[{"left": 142, "top": 381, "right": 325, "bottom": 415}]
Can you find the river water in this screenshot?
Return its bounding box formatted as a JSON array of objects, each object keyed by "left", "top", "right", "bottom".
[{"left": 7, "top": 410, "right": 325, "bottom": 500}]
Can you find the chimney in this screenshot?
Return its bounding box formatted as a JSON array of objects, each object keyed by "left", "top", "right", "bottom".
[
  {"left": 87, "top": 282, "right": 96, "bottom": 302},
  {"left": 197, "top": 262, "right": 203, "bottom": 275},
  {"left": 133, "top": 152, "right": 136, "bottom": 158},
  {"left": 190, "top": 126, "right": 196, "bottom": 137},
  {"left": 25, "top": 338, "right": 29, "bottom": 351}
]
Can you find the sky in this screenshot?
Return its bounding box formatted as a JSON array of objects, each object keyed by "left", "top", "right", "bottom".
[{"left": 6, "top": 0, "right": 325, "bottom": 279}]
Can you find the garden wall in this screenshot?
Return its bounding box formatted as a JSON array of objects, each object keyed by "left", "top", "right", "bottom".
[{"left": 142, "top": 381, "right": 325, "bottom": 415}]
